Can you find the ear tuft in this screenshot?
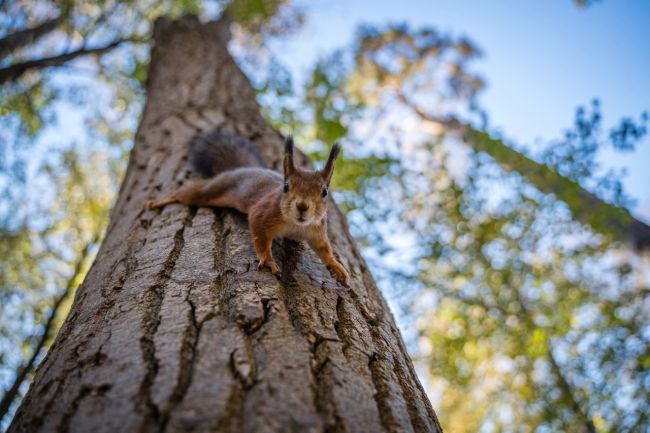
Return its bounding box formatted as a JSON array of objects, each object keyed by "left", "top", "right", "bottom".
[
  {"left": 283, "top": 135, "right": 295, "bottom": 178},
  {"left": 285, "top": 135, "right": 294, "bottom": 155},
  {"left": 330, "top": 142, "right": 341, "bottom": 161},
  {"left": 322, "top": 142, "right": 341, "bottom": 184}
]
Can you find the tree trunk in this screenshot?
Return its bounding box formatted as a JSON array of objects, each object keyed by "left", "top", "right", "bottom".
[
  {"left": 9, "top": 16, "right": 441, "bottom": 433},
  {"left": 466, "top": 128, "right": 650, "bottom": 251},
  {"left": 416, "top": 114, "right": 650, "bottom": 251}
]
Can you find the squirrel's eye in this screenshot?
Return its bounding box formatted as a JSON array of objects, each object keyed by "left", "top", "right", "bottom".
[
  {"left": 283, "top": 182, "right": 289, "bottom": 193},
  {"left": 322, "top": 187, "right": 328, "bottom": 198}
]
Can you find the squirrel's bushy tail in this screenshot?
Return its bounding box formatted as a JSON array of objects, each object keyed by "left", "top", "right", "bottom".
[{"left": 190, "top": 130, "right": 264, "bottom": 177}]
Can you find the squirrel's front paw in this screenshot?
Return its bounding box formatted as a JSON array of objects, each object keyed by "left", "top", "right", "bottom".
[
  {"left": 329, "top": 262, "right": 349, "bottom": 286},
  {"left": 258, "top": 259, "right": 281, "bottom": 275}
]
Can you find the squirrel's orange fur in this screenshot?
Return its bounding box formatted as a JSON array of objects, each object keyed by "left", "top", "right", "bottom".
[{"left": 146, "top": 132, "right": 349, "bottom": 285}]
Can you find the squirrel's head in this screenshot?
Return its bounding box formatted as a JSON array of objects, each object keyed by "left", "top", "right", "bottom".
[{"left": 280, "top": 136, "right": 340, "bottom": 226}]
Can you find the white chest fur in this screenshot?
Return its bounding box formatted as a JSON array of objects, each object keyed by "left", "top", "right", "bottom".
[{"left": 276, "top": 222, "right": 314, "bottom": 242}]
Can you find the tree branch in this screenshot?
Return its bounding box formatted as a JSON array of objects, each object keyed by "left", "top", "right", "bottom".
[
  {"left": 0, "top": 38, "right": 129, "bottom": 85},
  {"left": 464, "top": 127, "right": 650, "bottom": 250},
  {"left": 0, "top": 233, "right": 99, "bottom": 422},
  {"left": 546, "top": 343, "right": 597, "bottom": 433},
  {"left": 510, "top": 287, "right": 598, "bottom": 433},
  {"left": 448, "top": 289, "right": 598, "bottom": 432},
  {"left": 0, "top": 16, "right": 64, "bottom": 60},
  {"left": 397, "top": 92, "right": 650, "bottom": 250}
]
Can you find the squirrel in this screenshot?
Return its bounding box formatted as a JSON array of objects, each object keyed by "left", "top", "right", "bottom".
[{"left": 146, "top": 131, "right": 350, "bottom": 285}]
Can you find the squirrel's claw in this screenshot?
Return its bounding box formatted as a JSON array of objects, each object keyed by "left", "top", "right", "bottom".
[
  {"left": 328, "top": 263, "right": 349, "bottom": 286},
  {"left": 258, "top": 259, "right": 281, "bottom": 275},
  {"left": 336, "top": 272, "right": 349, "bottom": 287}
]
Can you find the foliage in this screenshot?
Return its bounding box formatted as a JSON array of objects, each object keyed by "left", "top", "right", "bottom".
[
  {"left": 0, "top": 144, "right": 116, "bottom": 425},
  {"left": 301, "top": 23, "right": 649, "bottom": 433},
  {"left": 411, "top": 149, "right": 648, "bottom": 432},
  {"left": 541, "top": 99, "right": 647, "bottom": 208},
  {"left": 1, "top": 2, "right": 648, "bottom": 433}
]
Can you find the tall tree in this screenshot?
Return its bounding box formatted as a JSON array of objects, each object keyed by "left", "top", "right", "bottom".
[
  {"left": 8, "top": 16, "right": 440, "bottom": 433},
  {"left": 0, "top": 0, "right": 304, "bottom": 421}
]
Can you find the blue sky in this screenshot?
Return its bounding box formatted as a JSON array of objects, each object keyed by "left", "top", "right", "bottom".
[{"left": 271, "top": 0, "right": 650, "bottom": 221}]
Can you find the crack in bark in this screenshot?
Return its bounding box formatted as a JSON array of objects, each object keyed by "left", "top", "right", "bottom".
[
  {"left": 277, "top": 242, "right": 357, "bottom": 430},
  {"left": 157, "top": 284, "right": 201, "bottom": 433},
  {"left": 386, "top": 324, "right": 442, "bottom": 433},
  {"left": 278, "top": 240, "right": 326, "bottom": 339},
  {"left": 212, "top": 209, "right": 226, "bottom": 279},
  {"left": 54, "top": 383, "right": 113, "bottom": 433},
  {"left": 137, "top": 208, "right": 195, "bottom": 432},
  {"left": 55, "top": 385, "right": 90, "bottom": 433},
  {"left": 212, "top": 380, "right": 244, "bottom": 433},
  {"left": 37, "top": 203, "right": 149, "bottom": 429},
  {"left": 390, "top": 353, "right": 424, "bottom": 433},
  {"left": 333, "top": 296, "right": 352, "bottom": 361},
  {"left": 308, "top": 337, "right": 337, "bottom": 433},
  {"left": 305, "top": 295, "right": 357, "bottom": 433},
  {"left": 368, "top": 353, "right": 404, "bottom": 433},
  {"left": 241, "top": 296, "right": 273, "bottom": 335},
  {"left": 176, "top": 111, "right": 206, "bottom": 134},
  {"left": 346, "top": 286, "right": 380, "bottom": 327},
  {"left": 338, "top": 288, "right": 434, "bottom": 433}
]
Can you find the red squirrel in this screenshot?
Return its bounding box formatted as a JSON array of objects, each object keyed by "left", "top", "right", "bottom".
[{"left": 146, "top": 131, "right": 349, "bottom": 285}]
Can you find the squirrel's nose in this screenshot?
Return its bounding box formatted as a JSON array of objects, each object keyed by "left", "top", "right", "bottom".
[{"left": 296, "top": 202, "right": 309, "bottom": 213}]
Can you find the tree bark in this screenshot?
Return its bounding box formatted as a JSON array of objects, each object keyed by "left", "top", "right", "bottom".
[{"left": 8, "top": 15, "right": 441, "bottom": 433}]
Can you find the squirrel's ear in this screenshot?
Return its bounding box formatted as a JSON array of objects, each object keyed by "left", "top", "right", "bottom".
[
  {"left": 322, "top": 142, "right": 341, "bottom": 185},
  {"left": 284, "top": 135, "right": 295, "bottom": 178}
]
